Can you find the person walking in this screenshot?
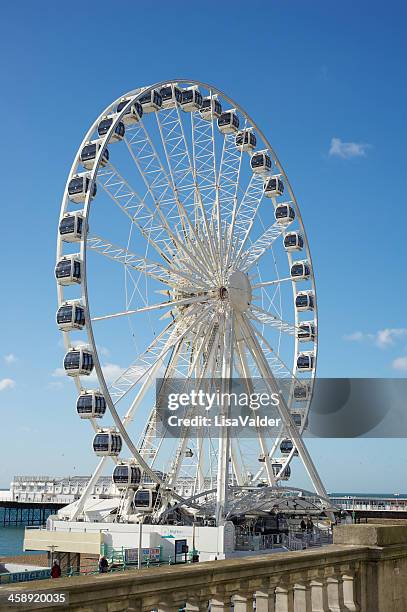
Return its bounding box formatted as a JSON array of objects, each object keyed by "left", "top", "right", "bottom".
[
  {"left": 50, "top": 560, "right": 61, "bottom": 579},
  {"left": 300, "top": 518, "right": 306, "bottom": 533},
  {"left": 98, "top": 555, "right": 109, "bottom": 573}
]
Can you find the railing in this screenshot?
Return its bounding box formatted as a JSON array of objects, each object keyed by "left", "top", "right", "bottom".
[
  {"left": 0, "top": 543, "right": 365, "bottom": 611},
  {"left": 235, "top": 533, "right": 284, "bottom": 551},
  {"left": 2, "top": 524, "right": 407, "bottom": 611}
]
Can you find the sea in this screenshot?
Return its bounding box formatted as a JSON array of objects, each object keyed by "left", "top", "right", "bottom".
[
  {"left": 0, "top": 508, "right": 44, "bottom": 559},
  {"left": 1, "top": 493, "right": 407, "bottom": 558}
]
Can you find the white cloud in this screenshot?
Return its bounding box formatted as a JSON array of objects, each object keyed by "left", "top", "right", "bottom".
[
  {"left": 0, "top": 378, "right": 16, "bottom": 391},
  {"left": 52, "top": 367, "right": 66, "bottom": 377},
  {"left": 46, "top": 381, "right": 64, "bottom": 389},
  {"left": 344, "top": 328, "right": 407, "bottom": 348},
  {"left": 89, "top": 363, "right": 126, "bottom": 383},
  {"left": 376, "top": 328, "right": 407, "bottom": 348},
  {"left": 343, "top": 331, "right": 366, "bottom": 342},
  {"left": 329, "top": 137, "right": 371, "bottom": 159},
  {"left": 4, "top": 353, "right": 17, "bottom": 364},
  {"left": 392, "top": 356, "right": 407, "bottom": 372}
]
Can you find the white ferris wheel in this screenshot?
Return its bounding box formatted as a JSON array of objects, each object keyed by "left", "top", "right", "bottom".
[{"left": 56, "top": 79, "right": 329, "bottom": 525}]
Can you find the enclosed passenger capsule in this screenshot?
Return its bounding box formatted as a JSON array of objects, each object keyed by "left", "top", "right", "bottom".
[
  {"left": 97, "top": 117, "right": 125, "bottom": 142},
  {"left": 295, "top": 291, "right": 315, "bottom": 312},
  {"left": 93, "top": 430, "right": 122, "bottom": 456},
  {"left": 68, "top": 174, "right": 96, "bottom": 203},
  {"left": 56, "top": 301, "right": 85, "bottom": 331},
  {"left": 297, "top": 322, "right": 316, "bottom": 342},
  {"left": 250, "top": 152, "right": 272, "bottom": 174},
  {"left": 292, "top": 412, "right": 303, "bottom": 427},
  {"left": 59, "top": 212, "right": 84, "bottom": 242},
  {"left": 138, "top": 89, "right": 162, "bottom": 113},
  {"left": 116, "top": 99, "right": 143, "bottom": 124},
  {"left": 284, "top": 231, "right": 303, "bottom": 251},
  {"left": 113, "top": 463, "right": 142, "bottom": 488},
  {"left": 63, "top": 346, "right": 94, "bottom": 376},
  {"left": 180, "top": 87, "right": 202, "bottom": 112},
  {"left": 275, "top": 204, "right": 295, "bottom": 225},
  {"left": 200, "top": 96, "right": 222, "bottom": 120},
  {"left": 160, "top": 84, "right": 182, "bottom": 107},
  {"left": 290, "top": 261, "right": 311, "bottom": 281},
  {"left": 272, "top": 462, "right": 291, "bottom": 480},
  {"left": 133, "top": 487, "right": 158, "bottom": 512},
  {"left": 55, "top": 255, "right": 82, "bottom": 285},
  {"left": 297, "top": 352, "right": 315, "bottom": 371},
  {"left": 80, "top": 141, "right": 109, "bottom": 170},
  {"left": 280, "top": 439, "right": 298, "bottom": 456},
  {"left": 293, "top": 383, "right": 311, "bottom": 401},
  {"left": 76, "top": 390, "right": 106, "bottom": 418},
  {"left": 264, "top": 176, "right": 284, "bottom": 198},
  {"left": 218, "top": 111, "right": 240, "bottom": 134},
  {"left": 235, "top": 129, "right": 256, "bottom": 152}
]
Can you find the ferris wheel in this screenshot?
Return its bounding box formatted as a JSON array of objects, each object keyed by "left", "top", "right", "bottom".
[{"left": 55, "top": 79, "right": 328, "bottom": 525}]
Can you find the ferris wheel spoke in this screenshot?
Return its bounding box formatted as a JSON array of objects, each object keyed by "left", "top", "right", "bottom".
[
  {"left": 244, "top": 315, "right": 302, "bottom": 385},
  {"left": 87, "top": 234, "right": 211, "bottom": 290},
  {"left": 252, "top": 276, "right": 292, "bottom": 290},
  {"left": 97, "top": 163, "right": 177, "bottom": 262},
  {"left": 237, "top": 220, "right": 286, "bottom": 271},
  {"left": 91, "top": 294, "right": 211, "bottom": 322},
  {"left": 124, "top": 119, "right": 175, "bottom": 211},
  {"left": 155, "top": 108, "right": 220, "bottom": 279},
  {"left": 86, "top": 236, "right": 205, "bottom": 288},
  {"left": 160, "top": 317, "right": 218, "bottom": 492},
  {"left": 108, "top": 319, "right": 178, "bottom": 404},
  {"left": 227, "top": 172, "right": 265, "bottom": 268},
  {"left": 126, "top": 314, "right": 217, "bottom": 489},
  {"left": 124, "top": 114, "right": 206, "bottom": 270},
  {"left": 249, "top": 305, "right": 297, "bottom": 335},
  {"left": 98, "top": 161, "right": 210, "bottom": 280},
  {"left": 190, "top": 101, "right": 223, "bottom": 278},
  {"left": 110, "top": 302, "right": 214, "bottom": 405},
  {"left": 155, "top": 105, "right": 196, "bottom": 208},
  {"left": 216, "top": 125, "right": 246, "bottom": 225}
]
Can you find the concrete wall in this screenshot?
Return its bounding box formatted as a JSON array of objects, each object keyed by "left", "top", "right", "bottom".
[{"left": 334, "top": 524, "right": 407, "bottom": 612}]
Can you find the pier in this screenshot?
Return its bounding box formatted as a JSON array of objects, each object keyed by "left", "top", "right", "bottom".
[
  {"left": 0, "top": 474, "right": 114, "bottom": 527},
  {"left": 0, "top": 501, "right": 65, "bottom": 527},
  {"left": 331, "top": 495, "right": 407, "bottom": 520}
]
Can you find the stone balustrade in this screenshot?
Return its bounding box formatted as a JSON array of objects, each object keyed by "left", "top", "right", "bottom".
[{"left": 1, "top": 524, "right": 407, "bottom": 612}]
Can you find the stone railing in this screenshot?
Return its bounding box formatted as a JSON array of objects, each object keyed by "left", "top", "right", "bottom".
[{"left": 1, "top": 524, "right": 407, "bottom": 611}]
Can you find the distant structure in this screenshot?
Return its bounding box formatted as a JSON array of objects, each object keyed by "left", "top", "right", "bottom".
[{"left": 10, "top": 475, "right": 115, "bottom": 504}]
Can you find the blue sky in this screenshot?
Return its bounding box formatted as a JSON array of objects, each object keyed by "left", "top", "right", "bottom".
[{"left": 0, "top": 0, "right": 406, "bottom": 491}]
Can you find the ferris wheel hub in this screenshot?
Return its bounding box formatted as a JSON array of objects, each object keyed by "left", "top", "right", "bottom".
[{"left": 225, "top": 270, "right": 252, "bottom": 312}]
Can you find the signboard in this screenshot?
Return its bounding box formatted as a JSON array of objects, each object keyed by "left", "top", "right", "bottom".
[
  {"left": 124, "top": 547, "right": 160, "bottom": 564},
  {"left": 174, "top": 539, "right": 188, "bottom": 563}
]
